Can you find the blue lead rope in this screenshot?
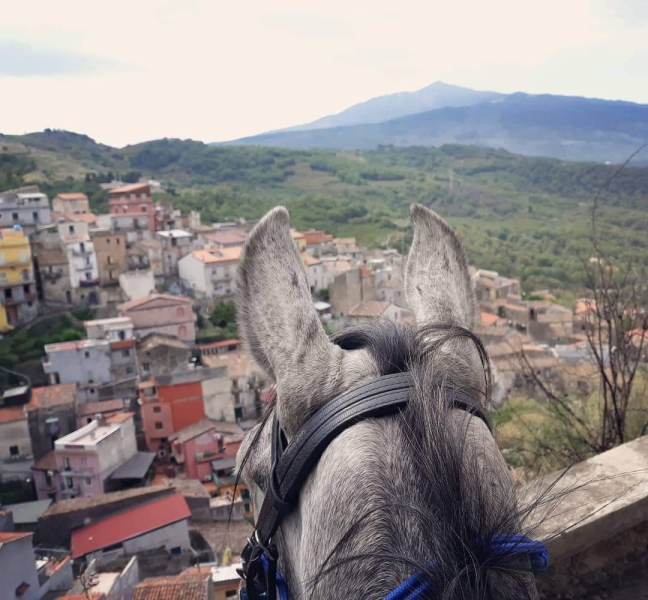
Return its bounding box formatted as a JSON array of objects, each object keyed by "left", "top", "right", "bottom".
[
  {"left": 385, "top": 535, "right": 549, "bottom": 600},
  {"left": 244, "top": 534, "right": 548, "bottom": 600}
]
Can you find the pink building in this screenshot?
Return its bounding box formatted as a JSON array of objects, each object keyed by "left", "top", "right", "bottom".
[
  {"left": 31, "top": 413, "right": 152, "bottom": 501},
  {"left": 169, "top": 419, "right": 242, "bottom": 483},
  {"left": 118, "top": 293, "right": 196, "bottom": 343},
  {"left": 108, "top": 183, "right": 156, "bottom": 233}
]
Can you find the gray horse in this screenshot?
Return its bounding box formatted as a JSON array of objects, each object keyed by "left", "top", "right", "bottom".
[{"left": 236, "top": 204, "right": 541, "bottom": 599}]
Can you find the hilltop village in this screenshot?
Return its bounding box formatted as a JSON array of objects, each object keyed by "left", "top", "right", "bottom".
[{"left": 0, "top": 182, "right": 631, "bottom": 599}]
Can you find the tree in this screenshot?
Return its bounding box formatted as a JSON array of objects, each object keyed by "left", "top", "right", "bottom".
[
  {"left": 210, "top": 301, "right": 237, "bottom": 328},
  {"left": 518, "top": 146, "right": 648, "bottom": 464}
]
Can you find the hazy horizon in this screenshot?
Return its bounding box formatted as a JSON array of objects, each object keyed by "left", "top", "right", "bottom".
[{"left": 2, "top": 0, "right": 647, "bottom": 147}]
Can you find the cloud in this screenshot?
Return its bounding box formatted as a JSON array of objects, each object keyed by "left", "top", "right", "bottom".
[{"left": 0, "top": 40, "right": 130, "bottom": 77}]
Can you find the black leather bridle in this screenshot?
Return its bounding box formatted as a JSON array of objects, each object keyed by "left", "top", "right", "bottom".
[{"left": 238, "top": 371, "right": 491, "bottom": 600}]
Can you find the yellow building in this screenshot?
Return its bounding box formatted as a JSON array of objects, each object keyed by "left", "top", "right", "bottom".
[
  {"left": 0, "top": 227, "right": 38, "bottom": 331},
  {"left": 291, "top": 229, "right": 307, "bottom": 255}
]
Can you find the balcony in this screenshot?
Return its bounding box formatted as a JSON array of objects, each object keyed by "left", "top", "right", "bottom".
[
  {"left": 76, "top": 263, "right": 94, "bottom": 271},
  {"left": 42, "top": 270, "right": 63, "bottom": 281},
  {"left": 79, "top": 278, "right": 99, "bottom": 287},
  {"left": 71, "top": 247, "right": 93, "bottom": 256}
]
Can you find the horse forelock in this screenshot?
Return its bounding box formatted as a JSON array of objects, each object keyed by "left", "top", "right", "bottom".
[{"left": 237, "top": 319, "right": 542, "bottom": 599}]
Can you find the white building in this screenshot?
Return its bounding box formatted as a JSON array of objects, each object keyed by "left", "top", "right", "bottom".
[
  {"left": 0, "top": 186, "right": 52, "bottom": 235},
  {"left": 96, "top": 213, "right": 152, "bottom": 244},
  {"left": 303, "top": 254, "right": 328, "bottom": 292},
  {"left": 178, "top": 247, "right": 242, "bottom": 298},
  {"left": 156, "top": 229, "right": 194, "bottom": 277},
  {"left": 58, "top": 221, "right": 100, "bottom": 291}
]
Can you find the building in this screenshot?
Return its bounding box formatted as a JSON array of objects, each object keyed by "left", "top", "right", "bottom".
[
  {"left": 0, "top": 226, "right": 39, "bottom": 329},
  {"left": 119, "top": 269, "right": 156, "bottom": 301},
  {"left": 42, "top": 339, "right": 112, "bottom": 400},
  {"left": 0, "top": 531, "right": 73, "bottom": 600},
  {"left": 303, "top": 254, "right": 327, "bottom": 292},
  {"left": 168, "top": 419, "right": 242, "bottom": 482},
  {"left": 0, "top": 404, "right": 33, "bottom": 481},
  {"left": 52, "top": 192, "right": 90, "bottom": 215},
  {"left": 178, "top": 248, "right": 242, "bottom": 299},
  {"left": 107, "top": 183, "right": 156, "bottom": 234},
  {"left": 139, "top": 367, "right": 231, "bottom": 454},
  {"left": 85, "top": 317, "right": 139, "bottom": 386},
  {"left": 347, "top": 300, "right": 408, "bottom": 323},
  {"left": 204, "top": 232, "right": 246, "bottom": 249},
  {"left": 376, "top": 278, "right": 407, "bottom": 308},
  {"left": 33, "top": 243, "right": 70, "bottom": 305},
  {"left": 333, "top": 237, "right": 362, "bottom": 257},
  {"left": 0, "top": 186, "right": 52, "bottom": 235},
  {"left": 330, "top": 268, "right": 376, "bottom": 317},
  {"left": 472, "top": 269, "right": 521, "bottom": 314},
  {"left": 290, "top": 229, "right": 307, "bottom": 255},
  {"left": 137, "top": 334, "right": 192, "bottom": 379},
  {"left": 31, "top": 413, "right": 141, "bottom": 501},
  {"left": 303, "top": 230, "right": 334, "bottom": 257},
  {"left": 119, "top": 293, "right": 196, "bottom": 343},
  {"left": 133, "top": 572, "right": 211, "bottom": 600},
  {"left": 156, "top": 229, "right": 194, "bottom": 277},
  {"left": 70, "top": 493, "right": 192, "bottom": 563},
  {"left": 58, "top": 220, "right": 100, "bottom": 306},
  {"left": 26, "top": 383, "right": 78, "bottom": 462},
  {"left": 91, "top": 228, "right": 127, "bottom": 288}
]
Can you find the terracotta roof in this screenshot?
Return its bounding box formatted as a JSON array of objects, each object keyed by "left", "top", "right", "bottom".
[
  {"left": 190, "top": 247, "right": 242, "bottom": 264},
  {"left": 302, "top": 254, "right": 321, "bottom": 267},
  {"left": 481, "top": 312, "right": 500, "bottom": 328},
  {"left": 71, "top": 493, "right": 191, "bottom": 558},
  {"left": 198, "top": 339, "right": 240, "bottom": 352},
  {"left": 0, "top": 531, "right": 32, "bottom": 543},
  {"left": 106, "top": 411, "right": 134, "bottom": 424},
  {"left": 108, "top": 183, "right": 150, "bottom": 195},
  {"left": 0, "top": 405, "right": 26, "bottom": 424},
  {"left": 52, "top": 211, "right": 97, "bottom": 224},
  {"left": 303, "top": 230, "right": 333, "bottom": 245},
  {"left": 206, "top": 232, "right": 246, "bottom": 245},
  {"left": 138, "top": 334, "right": 191, "bottom": 352},
  {"left": 55, "top": 193, "right": 88, "bottom": 201},
  {"left": 169, "top": 419, "right": 217, "bottom": 445},
  {"left": 76, "top": 399, "right": 125, "bottom": 416},
  {"left": 32, "top": 451, "right": 58, "bottom": 471},
  {"left": 26, "top": 383, "right": 76, "bottom": 411},
  {"left": 42, "top": 485, "right": 169, "bottom": 516},
  {"left": 348, "top": 300, "right": 391, "bottom": 318},
  {"left": 132, "top": 574, "right": 210, "bottom": 600},
  {"left": 119, "top": 293, "right": 192, "bottom": 312},
  {"left": 290, "top": 229, "right": 306, "bottom": 241}
]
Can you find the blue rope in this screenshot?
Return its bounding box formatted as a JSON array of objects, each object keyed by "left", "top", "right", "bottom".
[
  {"left": 244, "top": 534, "right": 548, "bottom": 600},
  {"left": 384, "top": 535, "right": 549, "bottom": 600}
]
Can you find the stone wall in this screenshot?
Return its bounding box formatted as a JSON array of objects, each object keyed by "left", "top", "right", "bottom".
[{"left": 523, "top": 435, "right": 648, "bottom": 598}]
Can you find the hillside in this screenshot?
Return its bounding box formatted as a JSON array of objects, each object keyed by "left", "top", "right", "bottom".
[
  {"left": 228, "top": 93, "right": 648, "bottom": 164},
  {"left": 1, "top": 130, "right": 648, "bottom": 292},
  {"left": 275, "top": 81, "right": 503, "bottom": 132}
]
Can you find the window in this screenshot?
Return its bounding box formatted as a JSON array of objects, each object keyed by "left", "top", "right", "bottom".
[
  {"left": 106, "top": 238, "right": 110, "bottom": 244},
  {"left": 176, "top": 307, "right": 185, "bottom": 317},
  {"left": 84, "top": 351, "right": 90, "bottom": 358},
  {"left": 12, "top": 212, "right": 18, "bottom": 221},
  {"left": 64, "top": 457, "right": 71, "bottom": 470},
  {"left": 89, "top": 388, "right": 95, "bottom": 394},
  {"left": 178, "top": 325, "right": 187, "bottom": 338},
  {"left": 66, "top": 477, "right": 73, "bottom": 488},
  {"left": 23, "top": 284, "right": 29, "bottom": 293},
  {"left": 5, "top": 289, "right": 11, "bottom": 300},
  {"left": 85, "top": 477, "right": 92, "bottom": 485},
  {"left": 153, "top": 406, "right": 161, "bottom": 413},
  {"left": 20, "top": 269, "right": 29, "bottom": 282},
  {"left": 80, "top": 242, "right": 85, "bottom": 252},
  {"left": 109, "top": 270, "right": 114, "bottom": 279},
  {"left": 141, "top": 193, "right": 147, "bottom": 199},
  {"left": 118, "top": 330, "right": 126, "bottom": 340},
  {"left": 143, "top": 362, "right": 150, "bottom": 373},
  {"left": 9, "top": 445, "right": 19, "bottom": 457},
  {"left": 68, "top": 225, "right": 74, "bottom": 233},
  {"left": 122, "top": 349, "right": 130, "bottom": 357},
  {"left": 141, "top": 205, "right": 147, "bottom": 213},
  {"left": 85, "top": 272, "right": 92, "bottom": 280},
  {"left": 126, "top": 366, "right": 133, "bottom": 375},
  {"left": 0, "top": 272, "right": 6, "bottom": 284},
  {"left": 155, "top": 421, "right": 163, "bottom": 430},
  {"left": 116, "top": 238, "right": 120, "bottom": 245},
  {"left": 107, "top": 256, "right": 113, "bottom": 265}
]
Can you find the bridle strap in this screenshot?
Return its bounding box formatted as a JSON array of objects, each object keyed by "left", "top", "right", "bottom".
[{"left": 240, "top": 372, "right": 491, "bottom": 599}]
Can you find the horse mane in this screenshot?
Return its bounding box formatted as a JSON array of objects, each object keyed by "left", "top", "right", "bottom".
[{"left": 237, "top": 319, "right": 553, "bottom": 599}]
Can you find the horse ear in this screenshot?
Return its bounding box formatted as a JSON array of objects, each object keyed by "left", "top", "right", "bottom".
[
  {"left": 404, "top": 204, "right": 476, "bottom": 328},
  {"left": 236, "top": 207, "right": 354, "bottom": 431}
]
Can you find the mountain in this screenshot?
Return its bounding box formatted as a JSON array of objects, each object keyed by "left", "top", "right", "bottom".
[
  {"left": 228, "top": 93, "right": 648, "bottom": 164},
  {"left": 276, "top": 81, "right": 503, "bottom": 132}
]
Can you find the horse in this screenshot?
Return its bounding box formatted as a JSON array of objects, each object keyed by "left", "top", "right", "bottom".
[{"left": 235, "top": 204, "right": 546, "bottom": 599}]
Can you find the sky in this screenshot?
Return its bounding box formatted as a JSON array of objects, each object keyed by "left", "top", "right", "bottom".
[{"left": 1, "top": 0, "right": 647, "bottom": 147}]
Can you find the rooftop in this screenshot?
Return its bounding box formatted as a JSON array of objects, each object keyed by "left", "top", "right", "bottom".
[
  {"left": 348, "top": 300, "right": 391, "bottom": 318},
  {"left": 119, "top": 293, "right": 192, "bottom": 312},
  {"left": 190, "top": 247, "right": 242, "bottom": 264},
  {"left": 197, "top": 338, "right": 240, "bottom": 352},
  {"left": 302, "top": 254, "right": 321, "bottom": 267},
  {"left": 54, "top": 418, "right": 127, "bottom": 449},
  {"left": 480, "top": 312, "right": 501, "bottom": 328},
  {"left": 71, "top": 493, "right": 191, "bottom": 558},
  {"left": 32, "top": 450, "right": 58, "bottom": 471},
  {"left": 6, "top": 499, "right": 52, "bottom": 524},
  {"left": 44, "top": 338, "right": 109, "bottom": 353},
  {"left": 132, "top": 573, "right": 210, "bottom": 600},
  {"left": 55, "top": 192, "right": 88, "bottom": 201},
  {"left": 27, "top": 383, "right": 77, "bottom": 411},
  {"left": 41, "top": 485, "right": 170, "bottom": 516},
  {"left": 204, "top": 232, "right": 246, "bottom": 245},
  {"left": 84, "top": 316, "right": 133, "bottom": 328},
  {"left": 156, "top": 229, "right": 193, "bottom": 239},
  {"left": 138, "top": 333, "right": 191, "bottom": 352},
  {"left": 108, "top": 182, "right": 150, "bottom": 195},
  {"left": 0, "top": 531, "right": 32, "bottom": 543},
  {"left": 109, "top": 451, "right": 155, "bottom": 480},
  {"left": 169, "top": 418, "right": 218, "bottom": 445},
  {"left": 76, "top": 399, "right": 126, "bottom": 418}
]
